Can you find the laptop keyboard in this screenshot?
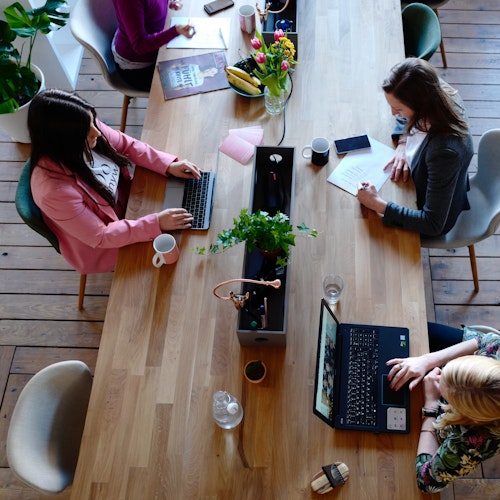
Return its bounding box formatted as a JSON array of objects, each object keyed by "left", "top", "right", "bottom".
[
  {"left": 346, "top": 327, "right": 379, "bottom": 427},
  {"left": 182, "top": 172, "right": 211, "bottom": 229}
]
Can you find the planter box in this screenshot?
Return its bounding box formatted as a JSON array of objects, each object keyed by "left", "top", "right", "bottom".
[
  {"left": 236, "top": 146, "right": 295, "bottom": 347},
  {"left": 260, "top": 0, "right": 298, "bottom": 57}
]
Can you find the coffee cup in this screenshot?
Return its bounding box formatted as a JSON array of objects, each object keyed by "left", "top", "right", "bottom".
[
  {"left": 239, "top": 5, "right": 256, "bottom": 34},
  {"left": 302, "top": 137, "right": 331, "bottom": 166},
  {"left": 152, "top": 234, "right": 179, "bottom": 267}
]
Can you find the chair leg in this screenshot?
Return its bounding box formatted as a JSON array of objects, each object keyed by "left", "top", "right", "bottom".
[
  {"left": 120, "top": 95, "right": 131, "bottom": 133},
  {"left": 78, "top": 274, "right": 87, "bottom": 310},
  {"left": 468, "top": 244, "right": 479, "bottom": 293},
  {"left": 433, "top": 8, "right": 447, "bottom": 68}
]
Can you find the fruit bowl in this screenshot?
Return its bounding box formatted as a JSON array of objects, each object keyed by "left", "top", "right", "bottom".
[{"left": 228, "top": 82, "right": 264, "bottom": 98}]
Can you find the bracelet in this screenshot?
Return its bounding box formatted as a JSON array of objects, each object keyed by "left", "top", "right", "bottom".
[{"left": 420, "top": 429, "right": 435, "bottom": 433}]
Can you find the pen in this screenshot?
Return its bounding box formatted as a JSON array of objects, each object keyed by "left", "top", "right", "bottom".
[
  {"left": 218, "top": 27, "right": 227, "bottom": 50},
  {"left": 260, "top": 305, "right": 266, "bottom": 329}
]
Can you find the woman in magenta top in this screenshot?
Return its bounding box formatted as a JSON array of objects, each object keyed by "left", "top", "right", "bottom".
[
  {"left": 28, "top": 89, "right": 200, "bottom": 274},
  {"left": 112, "top": 0, "right": 194, "bottom": 91}
]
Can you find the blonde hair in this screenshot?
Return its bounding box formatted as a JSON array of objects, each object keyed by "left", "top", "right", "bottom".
[{"left": 435, "top": 356, "right": 500, "bottom": 433}]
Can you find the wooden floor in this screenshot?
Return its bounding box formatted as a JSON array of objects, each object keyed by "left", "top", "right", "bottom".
[{"left": 0, "top": 1, "right": 499, "bottom": 498}]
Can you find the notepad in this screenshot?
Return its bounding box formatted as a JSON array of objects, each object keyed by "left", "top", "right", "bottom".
[
  {"left": 167, "top": 17, "right": 230, "bottom": 49},
  {"left": 219, "top": 126, "right": 264, "bottom": 164}
]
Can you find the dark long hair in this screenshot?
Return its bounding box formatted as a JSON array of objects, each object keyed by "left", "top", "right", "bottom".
[
  {"left": 382, "top": 58, "right": 469, "bottom": 137},
  {"left": 28, "top": 89, "right": 131, "bottom": 206}
]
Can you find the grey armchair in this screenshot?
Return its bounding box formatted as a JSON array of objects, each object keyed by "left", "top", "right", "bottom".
[
  {"left": 421, "top": 129, "right": 500, "bottom": 292},
  {"left": 70, "top": 0, "right": 149, "bottom": 132}
]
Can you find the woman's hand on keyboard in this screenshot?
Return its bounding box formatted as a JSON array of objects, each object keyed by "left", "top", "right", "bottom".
[
  {"left": 168, "top": 160, "right": 201, "bottom": 179},
  {"left": 158, "top": 208, "right": 194, "bottom": 230}
]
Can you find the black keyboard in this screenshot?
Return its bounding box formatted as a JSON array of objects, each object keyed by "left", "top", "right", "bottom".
[
  {"left": 182, "top": 172, "right": 211, "bottom": 229},
  {"left": 345, "top": 327, "right": 379, "bottom": 427}
]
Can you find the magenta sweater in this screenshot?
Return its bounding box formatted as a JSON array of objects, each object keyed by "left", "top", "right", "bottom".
[{"left": 112, "top": 0, "right": 180, "bottom": 64}]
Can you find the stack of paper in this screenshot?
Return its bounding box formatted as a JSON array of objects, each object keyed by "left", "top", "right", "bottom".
[
  {"left": 167, "top": 17, "right": 230, "bottom": 49},
  {"left": 219, "top": 126, "right": 264, "bottom": 164}
]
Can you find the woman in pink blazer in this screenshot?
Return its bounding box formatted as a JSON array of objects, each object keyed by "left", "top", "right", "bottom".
[{"left": 28, "top": 89, "right": 200, "bottom": 274}]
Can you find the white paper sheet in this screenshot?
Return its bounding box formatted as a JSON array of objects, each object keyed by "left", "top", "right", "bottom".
[
  {"left": 167, "top": 17, "right": 230, "bottom": 49},
  {"left": 327, "top": 137, "right": 395, "bottom": 195}
]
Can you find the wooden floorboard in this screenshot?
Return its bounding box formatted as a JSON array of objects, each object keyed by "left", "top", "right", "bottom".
[{"left": 0, "top": 1, "right": 499, "bottom": 498}]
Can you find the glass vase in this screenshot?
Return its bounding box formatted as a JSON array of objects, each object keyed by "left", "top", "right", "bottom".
[{"left": 264, "top": 86, "right": 287, "bottom": 115}]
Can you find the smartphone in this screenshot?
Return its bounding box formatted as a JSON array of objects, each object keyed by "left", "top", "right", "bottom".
[
  {"left": 204, "top": 0, "right": 234, "bottom": 15},
  {"left": 334, "top": 134, "right": 371, "bottom": 154}
]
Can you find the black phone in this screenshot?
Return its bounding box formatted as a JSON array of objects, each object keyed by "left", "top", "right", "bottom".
[
  {"left": 204, "top": 0, "right": 234, "bottom": 15},
  {"left": 334, "top": 134, "right": 371, "bottom": 154}
]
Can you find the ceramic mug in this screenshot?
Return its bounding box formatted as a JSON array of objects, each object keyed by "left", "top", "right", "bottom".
[
  {"left": 239, "top": 5, "right": 256, "bottom": 34},
  {"left": 152, "top": 234, "right": 179, "bottom": 267},
  {"left": 302, "top": 137, "right": 331, "bottom": 166}
]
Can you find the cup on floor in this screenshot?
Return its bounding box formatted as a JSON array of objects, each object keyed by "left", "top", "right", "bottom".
[
  {"left": 152, "top": 234, "right": 179, "bottom": 267},
  {"left": 302, "top": 137, "right": 331, "bottom": 166},
  {"left": 239, "top": 5, "right": 256, "bottom": 34}
]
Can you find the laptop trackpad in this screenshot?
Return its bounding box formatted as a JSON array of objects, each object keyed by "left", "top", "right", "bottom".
[{"left": 163, "top": 177, "right": 185, "bottom": 209}]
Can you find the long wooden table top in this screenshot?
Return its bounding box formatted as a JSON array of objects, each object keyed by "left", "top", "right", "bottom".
[{"left": 71, "top": 1, "right": 438, "bottom": 498}]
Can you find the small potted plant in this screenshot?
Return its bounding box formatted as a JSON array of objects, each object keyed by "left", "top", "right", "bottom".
[
  {"left": 191, "top": 208, "right": 318, "bottom": 268},
  {"left": 0, "top": 0, "right": 69, "bottom": 141},
  {"left": 244, "top": 360, "right": 267, "bottom": 383}
]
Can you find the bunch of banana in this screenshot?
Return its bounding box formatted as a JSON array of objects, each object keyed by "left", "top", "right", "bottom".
[{"left": 226, "top": 66, "right": 262, "bottom": 96}]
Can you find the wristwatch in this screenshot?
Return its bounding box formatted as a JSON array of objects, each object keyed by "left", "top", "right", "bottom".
[{"left": 421, "top": 407, "right": 439, "bottom": 418}]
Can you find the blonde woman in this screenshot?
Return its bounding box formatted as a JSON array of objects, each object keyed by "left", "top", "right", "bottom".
[{"left": 387, "top": 326, "right": 500, "bottom": 493}]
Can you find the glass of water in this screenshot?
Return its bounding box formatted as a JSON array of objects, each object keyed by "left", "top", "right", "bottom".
[{"left": 322, "top": 274, "right": 344, "bottom": 305}]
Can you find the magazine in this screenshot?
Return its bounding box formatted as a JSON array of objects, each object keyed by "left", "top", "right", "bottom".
[{"left": 157, "top": 51, "right": 230, "bottom": 100}]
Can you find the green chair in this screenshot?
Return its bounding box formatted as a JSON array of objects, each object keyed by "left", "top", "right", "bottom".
[
  {"left": 15, "top": 161, "right": 88, "bottom": 309},
  {"left": 402, "top": 2, "right": 442, "bottom": 62}
]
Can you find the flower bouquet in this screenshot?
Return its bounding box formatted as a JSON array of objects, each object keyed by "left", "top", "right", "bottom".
[{"left": 250, "top": 29, "right": 296, "bottom": 97}]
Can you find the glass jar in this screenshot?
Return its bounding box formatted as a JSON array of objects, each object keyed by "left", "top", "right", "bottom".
[{"left": 212, "top": 391, "right": 244, "bottom": 429}]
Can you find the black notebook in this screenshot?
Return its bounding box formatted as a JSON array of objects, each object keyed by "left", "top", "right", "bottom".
[{"left": 313, "top": 299, "right": 410, "bottom": 433}]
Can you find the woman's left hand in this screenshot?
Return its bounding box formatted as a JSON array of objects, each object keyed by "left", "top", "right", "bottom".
[
  {"left": 356, "top": 181, "right": 388, "bottom": 215},
  {"left": 168, "top": 160, "right": 201, "bottom": 179}
]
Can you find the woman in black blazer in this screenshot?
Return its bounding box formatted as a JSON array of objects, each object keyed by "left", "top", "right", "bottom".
[{"left": 357, "top": 58, "right": 473, "bottom": 237}]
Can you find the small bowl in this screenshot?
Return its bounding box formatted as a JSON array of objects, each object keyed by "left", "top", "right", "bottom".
[{"left": 228, "top": 82, "right": 264, "bottom": 98}]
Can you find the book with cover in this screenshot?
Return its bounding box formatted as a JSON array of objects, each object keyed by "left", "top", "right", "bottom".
[{"left": 157, "top": 51, "right": 230, "bottom": 100}]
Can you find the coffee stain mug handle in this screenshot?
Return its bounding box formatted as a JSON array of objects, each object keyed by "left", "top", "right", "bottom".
[
  {"left": 302, "top": 145, "right": 313, "bottom": 159},
  {"left": 152, "top": 252, "right": 166, "bottom": 268}
]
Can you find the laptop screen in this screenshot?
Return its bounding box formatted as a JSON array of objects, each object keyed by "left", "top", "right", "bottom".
[{"left": 313, "top": 301, "right": 338, "bottom": 425}]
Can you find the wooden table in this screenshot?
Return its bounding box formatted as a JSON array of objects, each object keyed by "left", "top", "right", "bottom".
[{"left": 71, "top": 1, "right": 438, "bottom": 498}]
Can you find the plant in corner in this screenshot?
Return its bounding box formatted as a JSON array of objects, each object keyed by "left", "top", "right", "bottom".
[
  {"left": 244, "top": 360, "right": 266, "bottom": 383},
  {"left": 191, "top": 208, "right": 318, "bottom": 268},
  {"left": 0, "top": 0, "right": 69, "bottom": 114}
]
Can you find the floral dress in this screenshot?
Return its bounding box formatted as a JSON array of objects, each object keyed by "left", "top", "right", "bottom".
[{"left": 415, "top": 327, "right": 500, "bottom": 493}]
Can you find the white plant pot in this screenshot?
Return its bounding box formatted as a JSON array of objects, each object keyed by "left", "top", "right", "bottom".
[{"left": 0, "top": 64, "right": 45, "bottom": 143}]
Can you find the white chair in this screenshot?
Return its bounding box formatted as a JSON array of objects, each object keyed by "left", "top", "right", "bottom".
[
  {"left": 6, "top": 361, "right": 92, "bottom": 494},
  {"left": 421, "top": 129, "right": 500, "bottom": 292},
  {"left": 70, "top": 0, "right": 149, "bottom": 132},
  {"left": 468, "top": 325, "right": 500, "bottom": 335}
]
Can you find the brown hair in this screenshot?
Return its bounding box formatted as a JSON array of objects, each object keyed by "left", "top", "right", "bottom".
[{"left": 382, "top": 58, "right": 469, "bottom": 137}]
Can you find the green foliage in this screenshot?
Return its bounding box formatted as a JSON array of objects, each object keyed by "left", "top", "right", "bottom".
[
  {"left": 0, "top": 1, "right": 69, "bottom": 113},
  {"left": 245, "top": 360, "right": 265, "bottom": 380},
  {"left": 191, "top": 208, "right": 318, "bottom": 267}
]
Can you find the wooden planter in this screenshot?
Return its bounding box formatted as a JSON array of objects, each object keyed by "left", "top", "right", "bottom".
[{"left": 236, "top": 146, "right": 295, "bottom": 347}]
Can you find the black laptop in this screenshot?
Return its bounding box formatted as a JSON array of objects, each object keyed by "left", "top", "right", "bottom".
[{"left": 313, "top": 299, "right": 410, "bottom": 433}]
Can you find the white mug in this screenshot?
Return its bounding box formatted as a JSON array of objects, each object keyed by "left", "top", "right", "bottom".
[
  {"left": 152, "top": 234, "right": 179, "bottom": 267},
  {"left": 239, "top": 5, "right": 256, "bottom": 35}
]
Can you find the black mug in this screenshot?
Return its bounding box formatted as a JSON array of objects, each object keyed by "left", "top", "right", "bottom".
[{"left": 302, "top": 137, "right": 331, "bottom": 166}]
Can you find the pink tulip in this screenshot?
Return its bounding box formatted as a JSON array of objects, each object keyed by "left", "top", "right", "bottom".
[
  {"left": 250, "top": 37, "right": 262, "bottom": 49},
  {"left": 255, "top": 52, "right": 266, "bottom": 64},
  {"left": 274, "top": 29, "right": 285, "bottom": 41},
  {"left": 281, "top": 61, "right": 290, "bottom": 71}
]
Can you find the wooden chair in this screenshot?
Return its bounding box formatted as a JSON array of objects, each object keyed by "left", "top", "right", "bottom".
[
  {"left": 15, "top": 161, "right": 88, "bottom": 309},
  {"left": 402, "top": 3, "right": 442, "bottom": 62},
  {"left": 6, "top": 361, "right": 92, "bottom": 494},
  {"left": 70, "top": 0, "right": 149, "bottom": 132},
  {"left": 402, "top": 1, "right": 449, "bottom": 67},
  {"left": 421, "top": 129, "right": 500, "bottom": 292}
]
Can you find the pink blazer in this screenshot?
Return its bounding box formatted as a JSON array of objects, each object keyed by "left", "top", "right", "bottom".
[{"left": 31, "top": 121, "right": 177, "bottom": 274}]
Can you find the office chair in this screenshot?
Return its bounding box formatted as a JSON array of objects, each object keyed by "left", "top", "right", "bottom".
[
  {"left": 401, "top": 3, "right": 442, "bottom": 62},
  {"left": 15, "top": 160, "right": 88, "bottom": 309},
  {"left": 421, "top": 129, "right": 500, "bottom": 293},
  {"left": 468, "top": 325, "right": 500, "bottom": 335},
  {"left": 6, "top": 360, "right": 92, "bottom": 495},
  {"left": 70, "top": 0, "right": 149, "bottom": 132},
  {"left": 402, "top": 1, "right": 449, "bottom": 67}
]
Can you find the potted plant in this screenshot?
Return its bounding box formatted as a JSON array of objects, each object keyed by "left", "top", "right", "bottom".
[
  {"left": 191, "top": 208, "right": 318, "bottom": 268},
  {"left": 244, "top": 360, "right": 267, "bottom": 383},
  {"left": 0, "top": 0, "right": 69, "bottom": 142}
]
